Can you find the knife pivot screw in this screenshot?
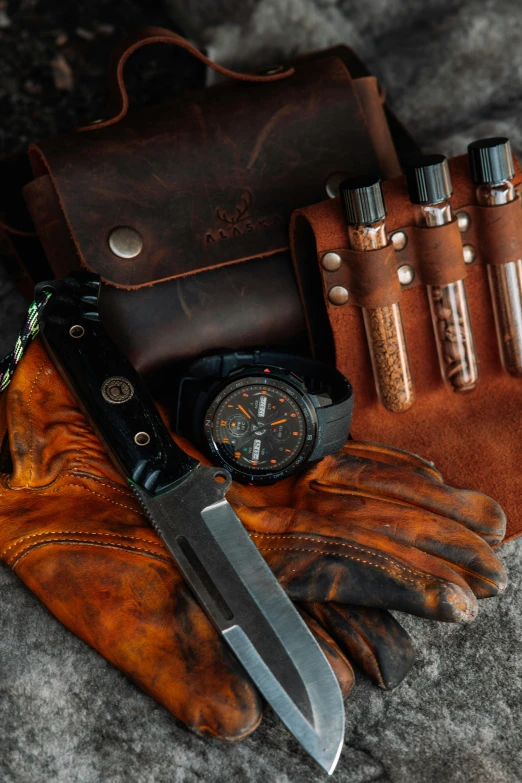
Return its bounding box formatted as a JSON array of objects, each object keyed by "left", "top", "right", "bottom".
[
  {"left": 134, "top": 431, "right": 151, "bottom": 446},
  {"left": 69, "top": 325, "right": 85, "bottom": 338},
  {"left": 101, "top": 376, "right": 135, "bottom": 404}
]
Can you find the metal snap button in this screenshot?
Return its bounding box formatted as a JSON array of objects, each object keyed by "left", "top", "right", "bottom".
[
  {"left": 390, "top": 231, "right": 408, "bottom": 251},
  {"left": 328, "top": 286, "right": 349, "bottom": 305},
  {"left": 325, "top": 171, "right": 350, "bottom": 199},
  {"left": 108, "top": 226, "right": 143, "bottom": 259},
  {"left": 463, "top": 244, "right": 477, "bottom": 264},
  {"left": 456, "top": 211, "right": 471, "bottom": 232},
  {"left": 321, "top": 252, "right": 342, "bottom": 272},
  {"left": 398, "top": 264, "right": 415, "bottom": 286}
]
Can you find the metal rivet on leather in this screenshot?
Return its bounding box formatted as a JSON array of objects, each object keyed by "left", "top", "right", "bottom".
[
  {"left": 321, "top": 252, "right": 342, "bottom": 272},
  {"left": 108, "top": 226, "right": 143, "bottom": 259},
  {"left": 398, "top": 264, "right": 415, "bottom": 286},
  {"left": 69, "top": 325, "right": 85, "bottom": 339},
  {"left": 463, "top": 244, "right": 477, "bottom": 265},
  {"left": 328, "top": 285, "right": 349, "bottom": 305},
  {"left": 325, "top": 171, "right": 350, "bottom": 199},
  {"left": 456, "top": 211, "right": 471, "bottom": 232},
  {"left": 390, "top": 231, "right": 408, "bottom": 251},
  {"left": 134, "top": 432, "right": 151, "bottom": 446}
]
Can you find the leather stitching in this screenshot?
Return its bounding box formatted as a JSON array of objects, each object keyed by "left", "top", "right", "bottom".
[
  {"left": 1, "top": 529, "right": 164, "bottom": 560},
  {"left": 59, "top": 481, "right": 144, "bottom": 514},
  {"left": 62, "top": 471, "right": 130, "bottom": 495},
  {"left": 250, "top": 532, "right": 450, "bottom": 586},
  {"left": 26, "top": 358, "right": 47, "bottom": 483},
  {"left": 256, "top": 544, "right": 431, "bottom": 586},
  {"left": 0, "top": 479, "right": 144, "bottom": 516},
  {"left": 10, "top": 538, "right": 172, "bottom": 570}
]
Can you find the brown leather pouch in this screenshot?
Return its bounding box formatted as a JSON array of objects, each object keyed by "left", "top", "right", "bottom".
[
  {"left": 291, "top": 153, "right": 522, "bottom": 542},
  {"left": 22, "top": 27, "right": 414, "bottom": 375}
]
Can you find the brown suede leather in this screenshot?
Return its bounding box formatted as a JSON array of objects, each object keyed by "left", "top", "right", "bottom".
[
  {"left": 291, "top": 153, "right": 522, "bottom": 542},
  {"left": 0, "top": 339, "right": 507, "bottom": 737}
]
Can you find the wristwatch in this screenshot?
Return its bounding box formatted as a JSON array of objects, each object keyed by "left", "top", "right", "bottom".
[{"left": 174, "top": 350, "right": 354, "bottom": 485}]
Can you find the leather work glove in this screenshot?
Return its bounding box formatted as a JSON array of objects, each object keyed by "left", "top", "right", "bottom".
[{"left": 0, "top": 340, "right": 506, "bottom": 742}]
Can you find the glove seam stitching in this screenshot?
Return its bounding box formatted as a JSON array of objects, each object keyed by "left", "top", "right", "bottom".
[
  {"left": 251, "top": 532, "right": 449, "bottom": 585},
  {"left": 256, "top": 544, "right": 430, "bottom": 585},
  {"left": 0, "top": 479, "right": 145, "bottom": 516},
  {"left": 9, "top": 538, "right": 172, "bottom": 569},
  {"left": 26, "top": 358, "right": 47, "bottom": 484},
  {"left": 61, "top": 480, "right": 143, "bottom": 514},
  {"left": 63, "top": 471, "right": 130, "bottom": 494},
  {"left": 2, "top": 529, "right": 164, "bottom": 560}
]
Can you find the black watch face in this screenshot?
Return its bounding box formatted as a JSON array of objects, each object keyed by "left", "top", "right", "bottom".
[{"left": 203, "top": 374, "right": 317, "bottom": 484}]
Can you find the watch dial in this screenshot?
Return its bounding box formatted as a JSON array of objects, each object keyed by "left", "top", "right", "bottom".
[{"left": 204, "top": 376, "right": 315, "bottom": 482}]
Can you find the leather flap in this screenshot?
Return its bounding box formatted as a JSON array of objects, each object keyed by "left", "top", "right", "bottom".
[{"left": 28, "top": 55, "right": 380, "bottom": 289}]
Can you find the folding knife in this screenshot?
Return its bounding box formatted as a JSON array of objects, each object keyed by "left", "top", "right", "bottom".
[{"left": 35, "top": 272, "right": 345, "bottom": 774}]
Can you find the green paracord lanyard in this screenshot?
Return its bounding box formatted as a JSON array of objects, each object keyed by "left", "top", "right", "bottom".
[{"left": 0, "top": 290, "right": 52, "bottom": 395}]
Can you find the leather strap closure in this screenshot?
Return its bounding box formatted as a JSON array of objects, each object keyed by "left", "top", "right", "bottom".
[
  {"left": 293, "top": 155, "right": 522, "bottom": 316},
  {"left": 409, "top": 220, "right": 467, "bottom": 285},
  {"left": 464, "top": 198, "right": 522, "bottom": 266},
  {"left": 78, "top": 26, "right": 295, "bottom": 132},
  {"left": 392, "top": 198, "right": 522, "bottom": 292},
  {"left": 318, "top": 200, "right": 522, "bottom": 308},
  {"left": 384, "top": 219, "right": 467, "bottom": 290},
  {"left": 321, "top": 244, "right": 401, "bottom": 308}
]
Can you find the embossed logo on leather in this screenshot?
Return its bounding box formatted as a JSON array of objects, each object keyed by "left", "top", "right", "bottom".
[{"left": 205, "top": 189, "right": 283, "bottom": 244}]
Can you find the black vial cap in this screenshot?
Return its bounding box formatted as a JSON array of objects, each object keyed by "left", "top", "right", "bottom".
[
  {"left": 468, "top": 137, "right": 514, "bottom": 185},
  {"left": 405, "top": 154, "right": 453, "bottom": 205},
  {"left": 339, "top": 175, "right": 386, "bottom": 226}
]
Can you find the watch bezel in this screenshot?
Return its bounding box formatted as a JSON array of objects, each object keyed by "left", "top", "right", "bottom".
[{"left": 203, "top": 370, "right": 318, "bottom": 485}]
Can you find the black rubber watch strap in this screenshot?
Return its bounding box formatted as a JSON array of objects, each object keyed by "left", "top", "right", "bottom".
[
  {"left": 175, "top": 350, "right": 353, "bottom": 463},
  {"left": 311, "top": 393, "right": 354, "bottom": 460}
]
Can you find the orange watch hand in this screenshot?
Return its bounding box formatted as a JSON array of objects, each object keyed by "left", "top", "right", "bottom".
[
  {"left": 270, "top": 418, "right": 287, "bottom": 427},
  {"left": 238, "top": 404, "right": 252, "bottom": 419}
]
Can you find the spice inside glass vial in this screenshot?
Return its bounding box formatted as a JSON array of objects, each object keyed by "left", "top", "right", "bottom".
[
  {"left": 468, "top": 137, "right": 522, "bottom": 377},
  {"left": 339, "top": 176, "right": 415, "bottom": 412},
  {"left": 406, "top": 154, "right": 479, "bottom": 392}
]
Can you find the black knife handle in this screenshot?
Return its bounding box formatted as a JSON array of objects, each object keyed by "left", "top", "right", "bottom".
[{"left": 35, "top": 272, "right": 198, "bottom": 495}]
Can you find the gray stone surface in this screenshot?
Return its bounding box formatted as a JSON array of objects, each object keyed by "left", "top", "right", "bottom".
[{"left": 1, "top": 1, "right": 522, "bottom": 781}]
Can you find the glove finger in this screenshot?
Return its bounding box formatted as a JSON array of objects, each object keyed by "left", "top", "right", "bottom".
[
  {"left": 301, "top": 602, "right": 414, "bottom": 690},
  {"left": 298, "top": 492, "right": 507, "bottom": 598},
  {"left": 299, "top": 609, "right": 355, "bottom": 699},
  {"left": 309, "top": 452, "right": 506, "bottom": 545},
  {"left": 245, "top": 506, "right": 483, "bottom": 622},
  {"left": 342, "top": 440, "right": 444, "bottom": 483}
]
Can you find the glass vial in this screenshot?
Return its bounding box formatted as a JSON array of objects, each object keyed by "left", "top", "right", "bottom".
[
  {"left": 406, "top": 155, "right": 479, "bottom": 393},
  {"left": 468, "top": 137, "right": 522, "bottom": 377},
  {"left": 340, "top": 176, "right": 415, "bottom": 412}
]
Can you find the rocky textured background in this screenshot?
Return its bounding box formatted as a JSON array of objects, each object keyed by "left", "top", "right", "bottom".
[{"left": 1, "top": 1, "right": 522, "bottom": 781}]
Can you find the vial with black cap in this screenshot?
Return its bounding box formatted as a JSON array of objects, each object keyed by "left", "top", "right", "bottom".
[
  {"left": 406, "top": 154, "right": 479, "bottom": 392},
  {"left": 468, "top": 137, "right": 522, "bottom": 377},
  {"left": 340, "top": 175, "right": 415, "bottom": 412}
]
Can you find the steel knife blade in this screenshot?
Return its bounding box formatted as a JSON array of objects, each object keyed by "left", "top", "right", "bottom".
[{"left": 35, "top": 272, "right": 345, "bottom": 774}]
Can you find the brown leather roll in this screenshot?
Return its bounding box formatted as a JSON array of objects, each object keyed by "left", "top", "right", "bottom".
[{"left": 290, "top": 152, "right": 522, "bottom": 545}]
